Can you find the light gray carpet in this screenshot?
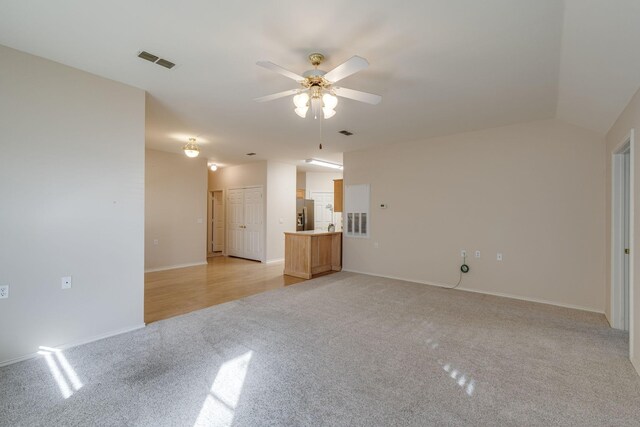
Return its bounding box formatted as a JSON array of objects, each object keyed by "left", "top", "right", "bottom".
[{"left": 1, "top": 272, "right": 640, "bottom": 426}]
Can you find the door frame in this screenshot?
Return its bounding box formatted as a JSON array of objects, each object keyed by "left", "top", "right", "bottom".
[
  {"left": 208, "top": 189, "right": 225, "bottom": 257},
  {"left": 226, "top": 185, "right": 265, "bottom": 263},
  {"left": 611, "top": 129, "right": 635, "bottom": 358}
]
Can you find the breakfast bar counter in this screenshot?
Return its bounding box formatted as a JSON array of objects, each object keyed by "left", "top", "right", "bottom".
[{"left": 284, "top": 230, "right": 342, "bottom": 279}]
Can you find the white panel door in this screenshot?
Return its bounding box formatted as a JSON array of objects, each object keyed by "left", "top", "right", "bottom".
[
  {"left": 226, "top": 189, "right": 244, "bottom": 257},
  {"left": 213, "top": 191, "right": 224, "bottom": 252},
  {"left": 311, "top": 192, "right": 334, "bottom": 231},
  {"left": 243, "top": 187, "right": 264, "bottom": 261}
]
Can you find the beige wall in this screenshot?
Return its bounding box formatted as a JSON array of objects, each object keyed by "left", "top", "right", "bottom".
[
  {"left": 145, "top": 149, "right": 208, "bottom": 271},
  {"left": 266, "top": 162, "right": 297, "bottom": 262},
  {"left": 209, "top": 161, "right": 267, "bottom": 191},
  {"left": 0, "top": 45, "right": 145, "bottom": 364},
  {"left": 344, "top": 119, "right": 605, "bottom": 312},
  {"left": 305, "top": 171, "right": 343, "bottom": 197},
  {"left": 605, "top": 86, "right": 640, "bottom": 372}
]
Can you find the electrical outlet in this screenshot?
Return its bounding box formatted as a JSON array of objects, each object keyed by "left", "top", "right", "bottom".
[
  {"left": 461, "top": 250, "right": 466, "bottom": 258},
  {"left": 153, "top": 239, "right": 159, "bottom": 245},
  {"left": 61, "top": 276, "right": 72, "bottom": 290},
  {"left": 0, "top": 285, "right": 8, "bottom": 299},
  {"left": 475, "top": 250, "right": 481, "bottom": 258},
  {"left": 374, "top": 242, "right": 380, "bottom": 248},
  {"left": 497, "top": 252, "right": 503, "bottom": 261}
]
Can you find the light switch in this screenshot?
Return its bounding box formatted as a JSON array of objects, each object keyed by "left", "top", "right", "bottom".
[{"left": 61, "top": 276, "right": 72, "bottom": 289}]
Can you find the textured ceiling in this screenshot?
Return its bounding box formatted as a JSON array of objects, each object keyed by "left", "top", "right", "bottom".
[{"left": 0, "top": 0, "right": 638, "bottom": 168}]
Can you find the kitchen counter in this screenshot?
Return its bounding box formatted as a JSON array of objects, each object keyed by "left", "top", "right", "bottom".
[
  {"left": 284, "top": 231, "right": 342, "bottom": 279},
  {"left": 285, "top": 230, "right": 342, "bottom": 236}
]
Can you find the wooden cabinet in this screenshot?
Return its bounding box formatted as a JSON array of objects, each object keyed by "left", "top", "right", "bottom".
[
  {"left": 333, "top": 179, "right": 343, "bottom": 212},
  {"left": 296, "top": 189, "right": 305, "bottom": 199},
  {"left": 284, "top": 231, "right": 342, "bottom": 279}
]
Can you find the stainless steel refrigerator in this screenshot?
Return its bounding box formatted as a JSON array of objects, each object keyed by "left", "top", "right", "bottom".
[{"left": 296, "top": 199, "right": 315, "bottom": 231}]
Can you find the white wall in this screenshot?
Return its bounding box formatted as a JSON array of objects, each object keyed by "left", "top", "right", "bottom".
[
  {"left": 305, "top": 171, "right": 343, "bottom": 197},
  {"left": 605, "top": 86, "right": 640, "bottom": 373},
  {"left": 0, "top": 45, "right": 145, "bottom": 365},
  {"left": 344, "top": 119, "right": 605, "bottom": 312},
  {"left": 266, "top": 162, "right": 297, "bottom": 262},
  {"left": 145, "top": 149, "right": 208, "bottom": 271},
  {"left": 209, "top": 161, "right": 267, "bottom": 191}
]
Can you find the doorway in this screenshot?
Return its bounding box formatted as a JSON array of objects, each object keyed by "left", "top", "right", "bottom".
[
  {"left": 611, "top": 130, "right": 634, "bottom": 353},
  {"left": 208, "top": 190, "right": 224, "bottom": 256},
  {"left": 310, "top": 191, "right": 334, "bottom": 231}
]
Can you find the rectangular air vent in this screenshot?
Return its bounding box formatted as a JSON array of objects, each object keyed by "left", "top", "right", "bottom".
[
  {"left": 155, "top": 58, "right": 175, "bottom": 69},
  {"left": 138, "top": 51, "right": 159, "bottom": 63},
  {"left": 246, "top": 152, "right": 256, "bottom": 156},
  {"left": 137, "top": 51, "right": 176, "bottom": 69},
  {"left": 339, "top": 130, "right": 354, "bottom": 136}
]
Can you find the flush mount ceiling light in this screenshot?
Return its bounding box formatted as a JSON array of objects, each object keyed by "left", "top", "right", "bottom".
[
  {"left": 305, "top": 159, "right": 343, "bottom": 170},
  {"left": 255, "top": 53, "right": 382, "bottom": 120},
  {"left": 209, "top": 163, "right": 218, "bottom": 171},
  {"left": 183, "top": 138, "right": 200, "bottom": 158}
]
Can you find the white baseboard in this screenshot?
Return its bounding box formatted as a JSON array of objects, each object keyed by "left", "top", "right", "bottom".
[
  {"left": 265, "top": 258, "right": 284, "bottom": 264},
  {"left": 342, "top": 268, "right": 603, "bottom": 314},
  {"left": 0, "top": 323, "right": 146, "bottom": 367},
  {"left": 145, "top": 261, "right": 208, "bottom": 273}
]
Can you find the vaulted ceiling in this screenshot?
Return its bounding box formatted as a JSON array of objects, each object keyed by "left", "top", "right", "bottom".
[{"left": 0, "top": 0, "right": 639, "bottom": 168}]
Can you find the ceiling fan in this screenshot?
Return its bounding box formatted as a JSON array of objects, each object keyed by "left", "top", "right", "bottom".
[{"left": 255, "top": 53, "right": 382, "bottom": 119}]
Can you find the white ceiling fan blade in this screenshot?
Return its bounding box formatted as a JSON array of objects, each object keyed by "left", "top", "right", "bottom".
[
  {"left": 254, "top": 89, "right": 299, "bottom": 103},
  {"left": 333, "top": 87, "right": 382, "bottom": 105},
  {"left": 256, "top": 61, "right": 305, "bottom": 82},
  {"left": 323, "top": 56, "right": 369, "bottom": 83}
]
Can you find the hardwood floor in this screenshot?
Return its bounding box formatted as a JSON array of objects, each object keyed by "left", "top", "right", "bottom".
[{"left": 144, "top": 256, "right": 306, "bottom": 323}]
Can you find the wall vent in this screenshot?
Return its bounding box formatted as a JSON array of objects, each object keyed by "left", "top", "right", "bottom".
[
  {"left": 246, "top": 152, "right": 256, "bottom": 156},
  {"left": 339, "top": 130, "right": 354, "bottom": 136}
]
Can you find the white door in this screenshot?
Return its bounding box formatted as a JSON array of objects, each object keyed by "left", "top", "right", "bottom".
[
  {"left": 243, "top": 187, "right": 263, "bottom": 261},
  {"left": 623, "top": 149, "right": 631, "bottom": 331},
  {"left": 227, "top": 189, "right": 244, "bottom": 257},
  {"left": 311, "top": 192, "right": 334, "bottom": 231},
  {"left": 213, "top": 191, "right": 224, "bottom": 252},
  {"left": 226, "top": 187, "right": 264, "bottom": 261}
]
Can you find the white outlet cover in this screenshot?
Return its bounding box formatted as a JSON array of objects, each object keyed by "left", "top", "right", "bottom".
[
  {"left": 475, "top": 250, "right": 481, "bottom": 258},
  {"left": 374, "top": 242, "right": 380, "bottom": 248},
  {"left": 497, "top": 253, "right": 503, "bottom": 261},
  {"left": 153, "top": 239, "right": 159, "bottom": 245},
  {"left": 0, "top": 285, "right": 8, "bottom": 299},
  {"left": 61, "top": 276, "right": 72, "bottom": 289}
]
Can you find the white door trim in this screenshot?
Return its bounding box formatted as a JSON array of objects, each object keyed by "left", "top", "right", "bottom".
[{"left": 611, "top": 129, "right": 634, "bottom": 359}]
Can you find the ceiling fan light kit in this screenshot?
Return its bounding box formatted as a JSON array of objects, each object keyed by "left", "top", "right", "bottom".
[{"left": 255, "top": 52, "right": 382, "bottom": 120}]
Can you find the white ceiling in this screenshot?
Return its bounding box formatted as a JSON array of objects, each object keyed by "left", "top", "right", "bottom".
[{"left": 0, "top": 1, "right": 638, "bottom": 168}]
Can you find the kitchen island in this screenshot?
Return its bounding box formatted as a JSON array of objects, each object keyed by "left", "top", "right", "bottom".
[{"left": 284, "top": 230, "right": 342, "bottom": 279}]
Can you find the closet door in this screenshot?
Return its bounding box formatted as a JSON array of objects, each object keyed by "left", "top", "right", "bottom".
[
  {"left": 226, "top": 189, "right": 244, "bottom": 257},
  {"left": 243, "top": 187, "right": 264, "bottom": 261}
]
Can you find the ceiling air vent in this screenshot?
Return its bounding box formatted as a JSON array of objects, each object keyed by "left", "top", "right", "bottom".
[
  {"left": 246, "top": 152, "right": 256, "bottom": 156},
  {"left": 138, "top": 51, "right": 159, "bottom": 63},
  {"left": 339, "top": 130, "right": 354, "bottom": 136},
  {"left": 155, "top": 58, "right": 175, "bottom": 69},
  {"left": 137, "top": 51, "right": 176, "bottom": 69}
]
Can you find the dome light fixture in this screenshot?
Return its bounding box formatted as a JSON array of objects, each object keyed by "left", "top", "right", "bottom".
[
  {"left": 183, "top": 137, "right": 200, "bottom": 158},
  {"left": 209, "top": 163, "right": 218, "bottom": 171}
]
